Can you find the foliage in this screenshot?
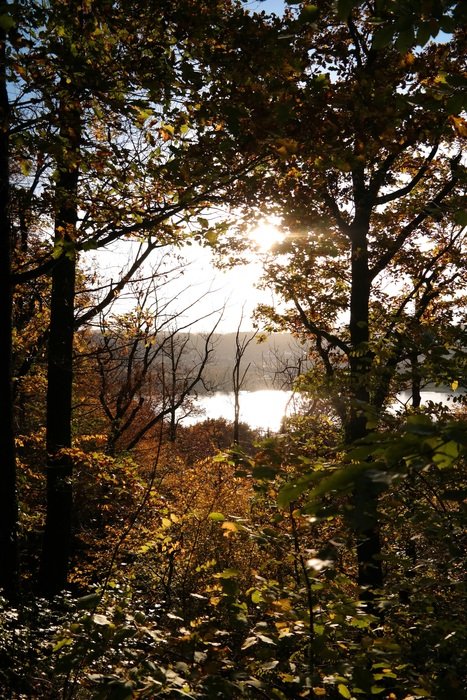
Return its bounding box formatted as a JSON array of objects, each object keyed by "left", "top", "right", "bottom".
[{"left": 5, "top": 412, "right": 465, "bottom": 698}]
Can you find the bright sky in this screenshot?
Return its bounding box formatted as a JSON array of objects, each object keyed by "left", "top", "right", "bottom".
[
  {"left": 91, "top": 0, "right": 289, "bottom": 333},
  {"left": 92, "top": 217, "right": 284, "bottom": 333},
  {"left": 243, "top": 0, "right": 286, "bottom": 14}
]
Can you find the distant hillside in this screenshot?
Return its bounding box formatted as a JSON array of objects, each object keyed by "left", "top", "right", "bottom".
[
  {"left": 192, "top": 332, "right": 309, "bottom": 392},
  {"left": 89, "top": 328, "right": 309, "bottom": 393}
]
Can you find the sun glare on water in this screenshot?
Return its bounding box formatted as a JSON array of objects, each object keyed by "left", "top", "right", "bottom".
[{"left": 248, "top": 217, "right": 284, "bottom": 252}]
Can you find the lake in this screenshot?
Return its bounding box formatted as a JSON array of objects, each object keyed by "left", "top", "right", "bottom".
[
  {"left": 187, "top": 390, "right": 293, "bottom": 432},
  {"left": 185, "top": 388, "right": 462, "bottom": 433}
]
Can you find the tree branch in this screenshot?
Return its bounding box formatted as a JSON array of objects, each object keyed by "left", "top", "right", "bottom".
[
  {"left": 291, "top": 292, "right": 350, "bottom": 355},
  {"left": 370, "top": 159, "right": 461, "bottom": 280},
  {"left": 375, "top": 143, "right": 439, "bottom": 206}
]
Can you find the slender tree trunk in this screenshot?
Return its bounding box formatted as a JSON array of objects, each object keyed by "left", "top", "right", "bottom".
[
  {"left": 232, "top": 321, "right": 257, "bottom": 446},
  {"left": 169, "top": 408, "right": 177, "bottom": 442},
  {"left": 39, "top": 91, "right": 81, "bottom": 596},
  {"left": 168, "top": 337, "right": 178, "bottom": 442},
  {"left": 410, "top": 350, "right": 422, "bottom": 409},
  {"left": 348, "top": 220, "right": 383, "bottom": 600},
  {"left": 0, "top": 29, "right": 19, "bottom": 600},
  {"left": 233, "top": 384, "right": 240, "bottom": 445}
]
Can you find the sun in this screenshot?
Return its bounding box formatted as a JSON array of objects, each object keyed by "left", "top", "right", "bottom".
[{"left": 248, "top": 216, "right": 284, "bottom": 252}]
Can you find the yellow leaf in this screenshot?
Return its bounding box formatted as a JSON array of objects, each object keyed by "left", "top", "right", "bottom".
[
  {"left": 449, "top": 116, "right": 467, "bottom": 138},
  {"left": 20, "top": 160, "right": 32, "bottom": 176},
  {"left": 279, "top": 673, "right": 297, "bottom": 683},
  {"left": 275, "top": 621, "right": 288, "bottom": 629},
  {"left": 401, "top": 51, "right": 415, "bottom": 66},
  {"left": 159, "top": 124, "right": 175, "bottom": 141},
  {"left": 275, "top": 146, "right": 288, "bottom": 160},
  {"left": 451, "top": 380, "right": 459, "bottom": 391},
  {"left": 274, "top": 138, "right": 299, "bottom": 159}
]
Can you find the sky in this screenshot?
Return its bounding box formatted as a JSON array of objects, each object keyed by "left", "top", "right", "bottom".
[
  {"left": 92, "top": 219, "right": 283, "bottom": 334},
  {"left": 243, "top": 0, "right": 286, "bottom": 15},
  {"left": 92, "top": 0, "right": 290, "bottom": 334}
]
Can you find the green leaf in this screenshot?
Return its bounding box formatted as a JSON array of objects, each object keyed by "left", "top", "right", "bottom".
[
  {"left": 431, "top": 439, "right": 460, "bottom": 469},
  {"left": 20, "top": 160, "right": 32, "bottom": 176},
  {"left": 81, "top": 240, "right": 99, "bottom": 252},
  {"left": 215, "top": 568, "right": 240, "bottom": 579},
  {"left": 395, "top": 27, "right": 415, "bottom": 53},
  {"left": 337, "top": 684, "right": 352, "bottom": 699},
  {"left": 277, "top": 473, "right": 316, "bottom": 508},
  {"left": 76, "top": 592, "right": 100, "bottom": 609},
  {"left": 454, "top": 210, "right": 467, "bottom": 227},
  {"left": 251, "top": 589, "right": 264, "bottom": 604},
  {"left": 405, "top": 415, "right": 436, "bottom": 435},
  {"left": 411, "top": 689, "right": 432, "bottom": 697},
  {"left": 372, "top": 24, "right": 395, "bottom": 50},
  {"left": 219, "top": 577, "right": 238, "bottom": 597},
  {"left": 205, "top": 230, "right": 219, "bottom": 246},
  {"left": 252, "top": 465, "right": 278, "bottom": 480},
  {"left": 52, "top": 637, "right": 73, "bottom": 652},
  {"left": 337, "top": 0, "right": 357, "bottom": 20},
  {"left": 208, "top": 512, "right": 225, "bottom": 521},
  {"left": 0, "top": 14, "right": 16, "bottom": 31},
  {"left": 299, "top": 4, "right": 319, "bottom": 22},
  {"left": 307, "top": 462, "right": 371, "bottom": 501},
  {"left": 416, "top": 21, "right": 434, "bottom": 47}
]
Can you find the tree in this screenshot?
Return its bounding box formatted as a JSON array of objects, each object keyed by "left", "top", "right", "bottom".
[
  {"left": 0, "top": 8, "right": 18, "bottom": 600},
  {"left": 6, "top": 0, "right": 264, "bottom": 594},
  {"left": 223, "top": 1, "right": 467, "bottom": 597},
  {"left": 232, "top": 312, "right": 258, "bottom": 446},
  {"left": 92, "top": 269, "right": 222, "bottom": 454}
]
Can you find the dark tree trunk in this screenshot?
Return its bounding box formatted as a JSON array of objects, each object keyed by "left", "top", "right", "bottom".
[
  {"left": 39, "top": 91, "right": 81, "bottom": 596},
  {"left": 0, "top": 30, "right": 19, "bottom": 600},
  {"left": 168, "top": 408, "right": 177, "bottom": 442},
  {"left": 410, "top": 350, "right": 422, "bottom": 409},
  {"left": 348, "top": 219, "right": 383, "bottom": 600}
]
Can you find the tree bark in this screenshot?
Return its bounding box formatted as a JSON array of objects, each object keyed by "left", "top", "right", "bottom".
[
  {"left": 0, "top": 28, "right": 19, "bottom": 600},
  {"left": 410, "top": 350, "right": 422, "bottom": 409},
  {"left": 348, "top": 218, "right": 383, "bottom": 600},
  {"left": 39, "top": 90, "right": 81, "bottom": 596}
]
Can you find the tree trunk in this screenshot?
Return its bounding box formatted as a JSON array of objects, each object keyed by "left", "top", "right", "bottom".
[
  {"left": 39, "top": 91, "right": 81, "bottom": 596},
  {"left": 233, "top": 389, "right": 240, "bottom": 446},
  {"left": 0, "top": 29, "right": 19, "bottom": 600},
  {"left": 410, "top": 350, "right": 422, "bottom": 409},
  {"left": 232, "top": 323, "right": 257, "bottom": 447},
  {"left": 348, "top": 220, "right": 383, "bottom": 600}
]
